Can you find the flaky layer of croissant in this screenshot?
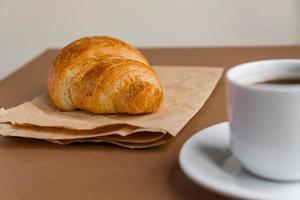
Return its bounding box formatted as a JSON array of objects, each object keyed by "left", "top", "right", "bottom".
[{"left": 47, "top": 36, "right": 163, "bottom": 114}]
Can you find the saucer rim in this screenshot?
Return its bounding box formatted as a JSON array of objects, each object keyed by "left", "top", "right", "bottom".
[{"left": 178, "top": 121, "right": 282, "bottom": 200}]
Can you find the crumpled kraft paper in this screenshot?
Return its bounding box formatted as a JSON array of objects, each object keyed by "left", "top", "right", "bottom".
[{"left": 0, "top": 66, "right": 223, "bottom": 148}]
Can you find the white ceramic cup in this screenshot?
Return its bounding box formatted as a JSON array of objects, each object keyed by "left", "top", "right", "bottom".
[{"left": 227, "top": 59, "right": 300, "bottom": 181}]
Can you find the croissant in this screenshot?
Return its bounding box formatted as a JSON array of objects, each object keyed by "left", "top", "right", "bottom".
[{"left": 47, "top": 36, "right": 163, "bottom": 114}]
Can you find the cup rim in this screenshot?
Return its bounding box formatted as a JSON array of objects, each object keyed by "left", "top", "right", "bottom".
[{"left": 226, "top": 59, "right": 300, "bottom": 92}]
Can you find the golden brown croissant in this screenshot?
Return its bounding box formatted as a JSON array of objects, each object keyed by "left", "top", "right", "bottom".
[{"left": 47, "top": 36, "right": 163, "bottom": 114}]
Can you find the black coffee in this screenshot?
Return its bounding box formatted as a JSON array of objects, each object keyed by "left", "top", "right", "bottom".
[{"left": 256, "top": 78, "right": 300, "bottom": 85}]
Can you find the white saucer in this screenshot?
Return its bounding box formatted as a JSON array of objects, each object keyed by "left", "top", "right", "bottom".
[{"left": 179, "top": 122, "right": 300, "bottom": 200}]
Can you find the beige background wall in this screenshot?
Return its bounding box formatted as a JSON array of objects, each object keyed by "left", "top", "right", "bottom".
[{"left": 1, "top": 0, "right": 300, "bottom": 79}]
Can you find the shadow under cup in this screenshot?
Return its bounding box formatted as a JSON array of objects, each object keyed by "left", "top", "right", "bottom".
[{"left": 226, "top": 59, "right": 300, "bottom": 181}]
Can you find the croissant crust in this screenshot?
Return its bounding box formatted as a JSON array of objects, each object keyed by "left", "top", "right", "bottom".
[{"left": 47, "top": 36, "right": 163, "bottom": 114}]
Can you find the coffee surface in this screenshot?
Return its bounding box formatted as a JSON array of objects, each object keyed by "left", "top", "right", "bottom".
[{"left": 257, "top": 78, "right": 300, "bottom": 85}]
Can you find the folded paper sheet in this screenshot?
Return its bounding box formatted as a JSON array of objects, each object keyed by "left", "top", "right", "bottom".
[{"left": 0, "top": 66, "right": 223, "bottom": 148}]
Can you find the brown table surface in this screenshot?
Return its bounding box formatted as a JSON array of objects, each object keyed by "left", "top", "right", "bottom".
[{"left": 0, "top": 46, "right": 300, "bottom": 200}]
